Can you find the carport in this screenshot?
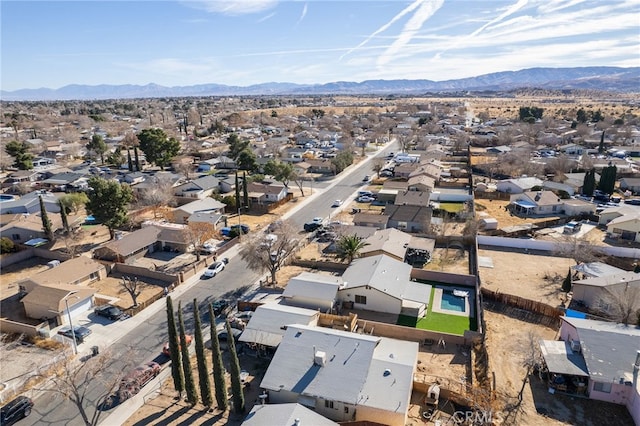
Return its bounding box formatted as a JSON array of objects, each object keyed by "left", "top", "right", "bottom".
[{"left": 511, "top": 200, "right": 536, "bottom": 216}]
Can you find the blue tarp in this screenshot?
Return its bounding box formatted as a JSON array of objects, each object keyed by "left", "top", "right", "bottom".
[{"left": 565, "top": 309, "right": 587, "bottom": 319}]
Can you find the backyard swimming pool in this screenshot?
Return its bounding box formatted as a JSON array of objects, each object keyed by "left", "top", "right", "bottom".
[{"left": 440, "top": 290, "right": 466, "bottom": 313}]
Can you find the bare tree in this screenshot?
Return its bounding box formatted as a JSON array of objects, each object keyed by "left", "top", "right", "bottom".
[
  {"left": 174, "top": 161, "right": 194, "bottom": 181},
  {"left": 121, "top": 276, "right": 141, "bottom": 307},
  {"left": 597, "top": 285, "right": 640, "bottom": 325},
  {"left": 553, "top": 236, "right": 602, "bottom": 265},
  {"left": 371, "top": 158, "right": 385, "bottom": 178},
  {"left": 136, "top": 176, "right": 176, "bottom": 218},
  {"left": 35, "top": 349, "right": 130, "bottom": 426},
  {"left": 186, "top": 221, "right": 216, "bottom": 261},
  {"left": 239, "top": 221, "right": 300, "bottom": 284}
]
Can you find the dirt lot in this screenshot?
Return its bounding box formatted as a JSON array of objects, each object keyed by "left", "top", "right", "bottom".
[
  {"left": 478, "top": 248, "right": 574, "bottom": 307},
  {"left": 475, "top": 198, "right": 562, "bottom": 231},
  {"left": 483, "top": 309, "right": 635, "bottom": 426}
]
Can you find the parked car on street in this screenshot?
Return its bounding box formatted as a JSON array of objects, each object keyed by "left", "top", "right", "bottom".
[
  {"left": 203, "top": 261, "right": 225, "bottom": 278},
  {"left": 94, "top": 304, "right": 127, "bottom": 321},
  {"left": 331, "top": 200, "right": 343, "bottom": 207},
  {"left": 0, "top": 396, "right": 34, "bottom": 425},
  {"left": 212, "top": 300, "right": 229, "bottom": 316},
  {"left": 304, "top": 222, "right": 323, "bottom": 232},
  {"left": 118, "top": 362, "right": 161, "bottom": 401},
  {"left": 58, "top": 325, "right": 92, "bottom": 344}
]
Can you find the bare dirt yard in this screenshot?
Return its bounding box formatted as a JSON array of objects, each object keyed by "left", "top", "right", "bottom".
[
  {"left": 483, "top": 309, "right": 635, "bottom": 426},
  {"left": 478, "top": 248, "right": 575, "bottom": 307}
]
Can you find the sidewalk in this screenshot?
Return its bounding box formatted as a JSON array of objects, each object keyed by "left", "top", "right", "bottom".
[{"left": 97, "top": 141, "right": 396, "bottom": 424}]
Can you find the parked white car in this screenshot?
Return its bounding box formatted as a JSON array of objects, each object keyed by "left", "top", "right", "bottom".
[{"left": 203, "top": 261, "right": 225, "bottom": 278}]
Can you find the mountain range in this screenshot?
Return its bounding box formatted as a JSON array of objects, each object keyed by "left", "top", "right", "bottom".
[{"left": 2, "top": 67, "right": 638, "bottom": 101}]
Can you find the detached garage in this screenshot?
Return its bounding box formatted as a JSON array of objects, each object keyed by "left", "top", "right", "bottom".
[{"left": 22, "top": 284, "right": 96, "bottom": 326}]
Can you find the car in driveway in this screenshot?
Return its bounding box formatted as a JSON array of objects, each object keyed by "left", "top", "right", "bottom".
[
  {"left": 94, "top": 304, "right": 126, "bottom": 321},
  {"left": 217, "top": 327, "right": 242, "bottom": 342},
  {"left": 203, "top": 261, "right": 225, "bottom": 278},
  {"left": 58, "top": 325, "right": 92, "bottom": 343},
  {"left": 1, "top": 396, "right": 34, "bottom": 425},
  {"left": 212, "top": 299, "right": 229, "bottom": 316},
  {"left": 357, "top": 196, "right": 375, "bottom": 203},
  {"left": 304, "top": 222, "right": 323, "bottom": 232},
  {"left": 162, "top": 334, "right": 193, "bottom": 356}
]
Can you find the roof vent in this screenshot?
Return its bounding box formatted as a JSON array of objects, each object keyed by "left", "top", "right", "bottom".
[
  {"left": 294, "top": 419, "right": 301, "bottom": 426},
  {"left": 314, "top": 350, "right": 327, "bottom": 367},
  {"left": 384, "top": 368, "right": 392, "bottom": 376}
]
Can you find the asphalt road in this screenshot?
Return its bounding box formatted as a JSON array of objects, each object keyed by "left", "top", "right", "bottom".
[{"left": 25, "top": 141, "right": 398, "bottom": 426}]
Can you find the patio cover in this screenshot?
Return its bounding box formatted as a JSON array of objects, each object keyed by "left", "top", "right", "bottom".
[
  {"left": 539, "top": 340, "right": 589, "bottom": 377},
  {"left": 512, "top": 200, "right": 537, "bottom": 209}
]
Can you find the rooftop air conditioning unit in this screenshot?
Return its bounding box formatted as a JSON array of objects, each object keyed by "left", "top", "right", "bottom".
[{"left": 314, "top": 351, "right": 327, "bottom": 367}]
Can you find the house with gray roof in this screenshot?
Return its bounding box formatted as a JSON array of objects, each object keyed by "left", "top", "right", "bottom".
[
  {"left": 337, "top": 254, "right": 431, "bottom": 317},
  {"left": 172, "top": 197, "right": 226, "bottom": 224},
  {"left": 281, "top": 272, "right": 342, "bottom": 312},
  {"left": 385, "top": 204, "right": 433, "bottom": 233},
  {"left": 173, "top": 175, "right": 220, "bottom": 200},
  {"left": 242, "top": 403, "right": 338, "bottom": 426},
  {"left": 394, "top": 190, "right": 431, "bottom": 207},
  {"left": 0, "top": 190, "right": 60, "bottom": 215},
  {"left": 509, "top": 190, "right": 563, "bottom": 217},
  {"left": 359, "top": 228, "right": 412, "bottom": 261},
  {"left": 538, "top": 316, "right": 640, "bottom": 416},
  {"left": 620, "top": 178, "right": 640, "bottom": 195},
  {"left": 571, "top": 271, "right": 640, "bottom": 315},
  {"left": 93, "top": 226, "right": 162, "bottom": 263},
  {"left": 260, "top": 324, "right": 418, "bottom": 425}
]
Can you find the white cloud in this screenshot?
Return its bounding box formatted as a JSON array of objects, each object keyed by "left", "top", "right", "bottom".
[
  {"left": 295, "top": 3, "right": 308, "bottom": 27},
  {"left": 182, "top": 0, "right": 278, "bottom": 16}
]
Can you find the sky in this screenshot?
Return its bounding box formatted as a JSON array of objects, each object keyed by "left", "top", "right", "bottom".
[{"left": 1, "top": 0, "right": 639, "bottom": 91}]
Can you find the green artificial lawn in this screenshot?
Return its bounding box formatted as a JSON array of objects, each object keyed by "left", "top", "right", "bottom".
[
  {"left": 397, "top": 287, "right": 477, "bottom": 335},
  {"left": 438, "top": 202, "right": 465, "bottom": 214}
]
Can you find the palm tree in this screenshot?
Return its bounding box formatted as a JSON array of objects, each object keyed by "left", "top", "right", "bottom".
[{"left": 336, "top": 234, "right": 369, "bottom": 264}]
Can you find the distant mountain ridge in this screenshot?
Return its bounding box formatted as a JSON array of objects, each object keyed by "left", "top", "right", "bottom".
[{"left": 2, "top": 66, "right": 638, "bottom": 101}]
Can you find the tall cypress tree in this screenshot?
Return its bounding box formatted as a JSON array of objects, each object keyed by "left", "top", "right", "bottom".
[
  {"left": 166, "top": 296, "right": 184, "bottom": 398},
  {"left": 598, "top": 131, "right": 606, "bottom": 153},
  {"left": 561, "top": 269, "right": 572, "bottom": 293},
  {"left": 193, "top": 299, "right": 213, "bottom": 408},
  {"left": 582, "top": 169, "right": 596, "bottom": 196},
  {"left": 133, "top": 146, "right": 141, "bottom": 171},
  {"left": 226, "top": 320, "right": 245, "bottom": 414},
  {"left": 178, "top": 302, "right": 198, "bottom": 405},
  {"left": 242, "top": 171, "right": 249, "bottom": 210},
  {"left": 39, "top": 195, "right": 53, "bottom": 240},
  {"left": 209, "top": 304, "right": 228, "bottom": 411},
  {"left": 127, "top": 149, "right": 134, "bottom": 172},
  {"left": 58, "top": 200, "right": 69, "bottom": 234},
  {"left": 234, "top": 172, "right": 241, "bottom": 212}
]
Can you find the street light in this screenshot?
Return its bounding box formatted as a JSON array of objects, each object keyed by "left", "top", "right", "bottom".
[{"left": 63, "top": 291, "right": 79, "bottom": 354}]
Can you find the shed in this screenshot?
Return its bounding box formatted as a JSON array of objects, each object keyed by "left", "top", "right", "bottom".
[{"left": 479, "top": 217, "right": 498, "bottom": 230}]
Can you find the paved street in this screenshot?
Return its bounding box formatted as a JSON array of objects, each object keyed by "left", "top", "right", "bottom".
[{"left": 24, "top": 141, "right": 397, "bottom": 426}]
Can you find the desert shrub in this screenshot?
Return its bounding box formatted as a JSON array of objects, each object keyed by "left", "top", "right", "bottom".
[{"left": 0, "top": 237, "right": 16, "bottom": 253}]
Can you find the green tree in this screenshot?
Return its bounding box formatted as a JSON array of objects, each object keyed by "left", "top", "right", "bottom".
[
  {"left": 209, "top": 304, "right": 228, "bottom": 411},
  {"left": 86, "top": 134, "right": 108, "bottom": 164},
  {"left": 592, "top": 110, "right": 604, "bottom": 122},
  {"left": 178, "top": 301, "right": 198, "bottom": 405},
  {"left": 39, "top": 195, "right": 53, "bottom": 240},
  {"left": 597, "top": 164, "right": 617, "bottom": 194},
  {"left": 225, "top": 320, "right": 245, "bottom": 414},
  {"left": 166, "top": 296, "right": 185, "bottom": 398},
  {"left": 192, "top": 299, "right": 212, "bottom": 407},
  {"left": 234, "top": 172, "right": 241, "bottom": 211},
  {"left": 227, "top": 133, "right": 250, "bottom": 160},
  {"left": 59, "top": 193, "right": 89, "bottom": 214},
  {"left": 106, "top": 147, "right": 125, "bottom": 167},
  {"left": 127, "top": 149, "right": 134, "bottom": 172},
  {"left": 85, "top": 177, "right": 133, "bottom": 239},
  {"left": 331, "top": 150, "right": 353, "bottom": 174},
  {"left": 561, "top": 269, "right": 572, "bottom": 293},
  {"left": 137, "top": 128, "right": 181, "bottom": 170},
  {"left": 598, "top": 131, "right": 606, "bottom": 154},
  {"left": 236, "top": 149, "right": 257, "bottom": 171},
  {"left": 582, "top": 169, "right": 596, "bottom": 196},
  {"left": 0, "top": 237, "right": 16, "bottom": 253},
  {"left": 576, "top": 108, "right": 588, "bottom": 123},
  {"left": 4, "top": 140, "right": 34, "bottom": 170},
  {"left": 59, "top": 200, "right": 70, "bottom": 233},
  {"left": 336, "top": 234, "right": 369, "bottom": 264},
  {"left": 134, "top": 146, "right": 141, "bottom": 171},
  {"left": 263, "top": 160, "right": 294, "bottom": 188},
  {"left": 242, "top": 171, "right": 249, "bottom": 209}
]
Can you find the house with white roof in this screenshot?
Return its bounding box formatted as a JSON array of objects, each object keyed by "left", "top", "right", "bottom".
[
  {"left": 238, "top": 303, "right": 320, "bottom": 349},
  {"left": 281, "top": 272, "right": 342, "bottom": 312},
  {"left": 260, "top": 324, "right": 418, "bottom": 426},
  {"left": 337, "top": 254, "right": 431, "bottom": 317},
  {"left": 598, "top": 205, "right": 640, "bottom": 226},
  {"left": 509, "top": 190, "right": 563, "bottom": 217},
  {"left": 496, "top": 177, "right": 544, "bottom": 194},
  {"left": 606, "top": 212, "right": 640, "bottom": 242}
]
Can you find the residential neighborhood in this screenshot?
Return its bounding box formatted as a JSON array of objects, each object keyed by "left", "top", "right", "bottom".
[{"left": 1, "top": 93, "right": 639, "bottom": 426}]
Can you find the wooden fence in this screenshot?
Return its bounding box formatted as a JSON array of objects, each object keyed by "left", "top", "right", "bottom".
[
  {"left": 248, "top": 193, "right": 294, "bottom": 214},
  {"left": 123, "top": 288, "right": 166, "bottom": 317},
  {"left": 481, "top": 288, "right": 562, "bottom": 328}
]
